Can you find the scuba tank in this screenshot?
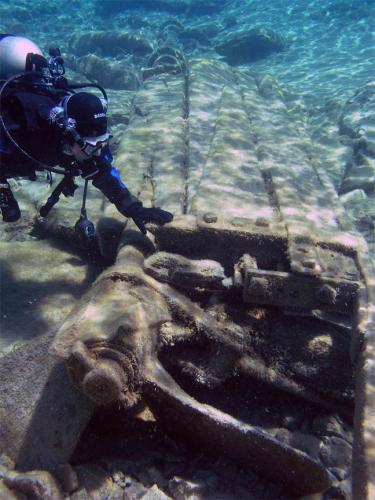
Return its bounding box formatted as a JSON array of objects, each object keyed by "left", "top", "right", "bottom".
[{"left": 0, "top": 35, "right": 44, "bottom": 80}]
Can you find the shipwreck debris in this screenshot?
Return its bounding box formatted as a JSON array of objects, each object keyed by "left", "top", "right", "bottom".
[{"left": 2, "top": 56, "right": 375, "bottom": 498}]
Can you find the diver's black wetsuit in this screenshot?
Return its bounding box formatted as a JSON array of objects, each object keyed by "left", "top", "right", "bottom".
[{"left": 0, "top": 88, "right": 140, "bottom": 217}]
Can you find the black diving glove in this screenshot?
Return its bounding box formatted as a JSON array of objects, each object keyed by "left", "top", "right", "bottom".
[{"left": 127, "top": 204, "right": 173, "bottom": 234}]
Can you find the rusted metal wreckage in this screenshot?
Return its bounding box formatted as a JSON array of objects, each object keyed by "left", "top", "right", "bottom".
[{"left": 1, "top": 54, "right": 375, "bottom": 498}]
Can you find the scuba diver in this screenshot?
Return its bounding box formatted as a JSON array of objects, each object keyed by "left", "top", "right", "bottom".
[{"left": 0, "top": 34, "right": 173, "bottom": 240}]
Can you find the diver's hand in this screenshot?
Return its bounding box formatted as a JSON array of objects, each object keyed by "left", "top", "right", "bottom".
[{"left": 127, "top": 204, "right": 173, "bottom": 234}]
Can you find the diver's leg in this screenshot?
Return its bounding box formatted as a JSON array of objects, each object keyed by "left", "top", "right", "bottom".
[{"left": 0, "top": 175, "right": 21, "bottom": 222}]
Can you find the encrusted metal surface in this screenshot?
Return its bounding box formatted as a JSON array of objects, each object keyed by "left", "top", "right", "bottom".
[{"left": 46, "top": 58, "right": 375, "bottom": 496}]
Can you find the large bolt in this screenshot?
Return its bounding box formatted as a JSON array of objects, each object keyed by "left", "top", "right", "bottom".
[
  {"left": 82, "top": 359, "right": 127, "bottom": 405},
  {"left": 302, "top": 259, "right": 316, "bottom": 270},
  {"left": 255, "top": 217, "right": 269, "bottom": 228},
  {"left": 248, "top": 276, "right": 270, "bottom": 298},
  {"left": 203, "top": 213, "right": 217, "bottom": 223},
  {"left": 316, "top": 284, "right": 337, "bottom": 305}
]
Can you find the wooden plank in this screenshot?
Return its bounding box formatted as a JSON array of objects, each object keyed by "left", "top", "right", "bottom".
[
  {"left": 188, "top": 61, "right": 275, "bottom": 222},
  {"left": 115, "top": 75, "right": 186, "bottom": 213},
  {"left": 236, "top": 70, "right": 364, "bottom": 282}
]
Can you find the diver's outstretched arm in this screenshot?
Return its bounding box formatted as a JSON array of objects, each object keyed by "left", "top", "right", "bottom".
[{"left": 90, "top": 154, "right": 173, "bottom": 234}]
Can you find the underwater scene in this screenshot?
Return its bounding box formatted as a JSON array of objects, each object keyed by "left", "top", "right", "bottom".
[{"left": 0, "top": 0, "right": 375, "bottom": 498}]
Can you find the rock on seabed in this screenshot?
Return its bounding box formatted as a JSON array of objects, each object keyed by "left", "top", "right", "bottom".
[{"left": 215, "top": 27, "right": 286, "bottom": 64}]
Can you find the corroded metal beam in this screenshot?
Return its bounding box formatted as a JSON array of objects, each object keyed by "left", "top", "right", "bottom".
[
  {"left": 143, "top": 360, "right": 333, "bottom": 497},
  {"left": 49, "top": 221, "right": 357, "bottom": 495}
]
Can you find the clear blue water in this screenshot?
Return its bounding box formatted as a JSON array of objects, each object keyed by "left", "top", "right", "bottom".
[{"left": 1, "top": 0, "right": 374, "bottom": 102}]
